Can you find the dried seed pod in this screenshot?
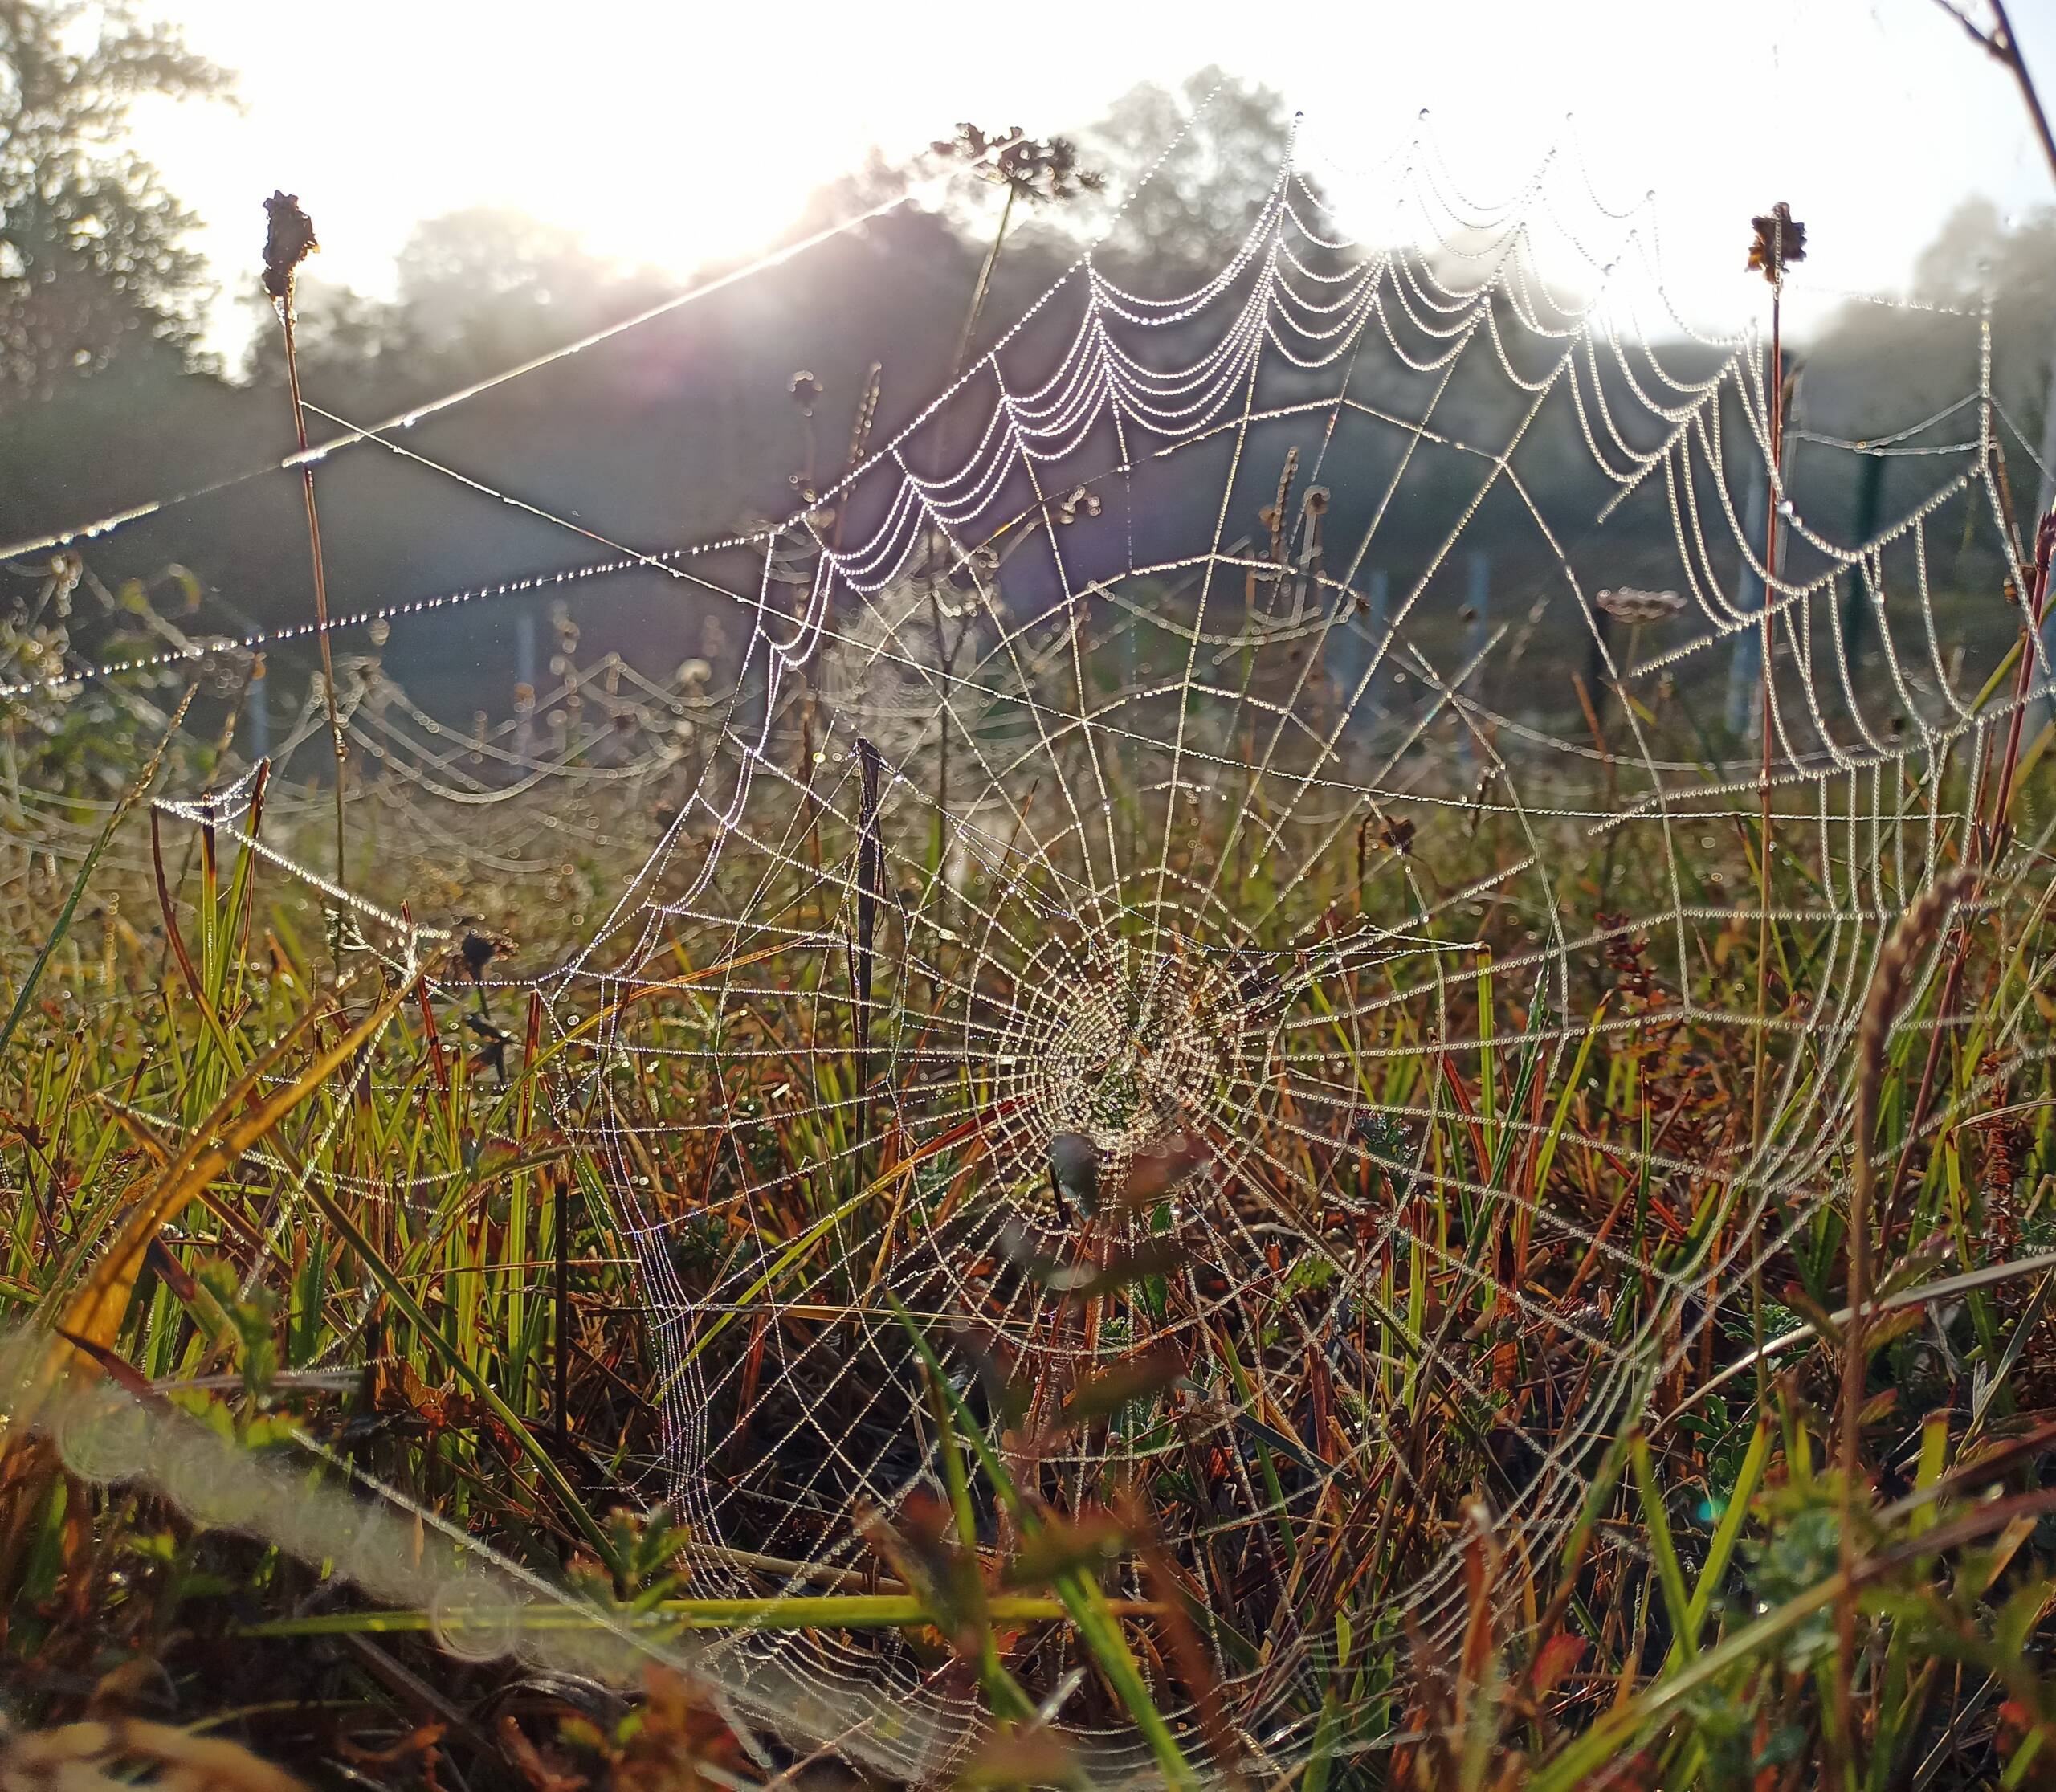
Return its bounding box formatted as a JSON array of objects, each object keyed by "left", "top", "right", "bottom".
[
  {"left": 1746, "top": 202, "right": 1806, "bottom": 283},
  {"left": 260, "top": 190, "right": 318, "bottom": 304}
]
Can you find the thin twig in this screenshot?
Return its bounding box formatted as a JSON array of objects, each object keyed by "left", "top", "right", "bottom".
[{"left": 1932, "top": 0, "right": 2056, "bottom": 183}]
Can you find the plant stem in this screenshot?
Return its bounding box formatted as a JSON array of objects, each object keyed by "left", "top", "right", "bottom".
[
  {"left": 928, "top": 182, "right": 1018, "bottom": 880},
  {"left": 276, "top": 296, "right": 349, "bottom": 892},
  {"left": 1934, "top": 0, "right": 2056, "bottom": 183},
  {"left": 235, "top": 1593, "right": 1142, "bottom": 1638},
  {"left": 1751, "top": 267, "right": 1785, "bottom": 1152},
  {"left": 953, "top": 182, "right": 1016, "bottom": 390}
]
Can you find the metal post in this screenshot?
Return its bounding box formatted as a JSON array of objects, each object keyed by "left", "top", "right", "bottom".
[
  {"left": 1727, "top": 469, "right": 1769, "bottom": 738},
  {"left": 515, "top": 609, "right": 537, "bottom": 761},
  {"left": 1462, "top": 551, "right": 1489, "bottom": 774},
  {"left": 1840, "top": 447, "right": 1885, "bottom": 693},
  {"left": 247, "top": 663, "right": 268, "bottom": 763},
  {"left": 1366, "top": 567, "right": 1390, "bottom": 728},
  {"left": 1465, "top": 549, "right": 1490, "bottom": 664}
]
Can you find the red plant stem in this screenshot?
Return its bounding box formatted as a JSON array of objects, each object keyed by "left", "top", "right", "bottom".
[
  {"left": 279, "top": 297, "right": 349, "bottom": 890},
  {"left": 1751, "top": 276, "right": 1785, "bottom": 1149}
]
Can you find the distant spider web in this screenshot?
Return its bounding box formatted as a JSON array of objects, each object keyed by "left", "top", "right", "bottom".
[{"left": 9, "top": 100, "right": 2054, "bottom": 1785}]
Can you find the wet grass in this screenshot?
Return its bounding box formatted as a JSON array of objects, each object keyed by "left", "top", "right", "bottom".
[{"left": 0, "top": 592, "right": 2054, "bottom": 1792}]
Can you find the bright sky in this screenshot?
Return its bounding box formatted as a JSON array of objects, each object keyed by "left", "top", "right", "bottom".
[{"left": 136, "top": 0, "right": 2056, "bottom": 358}]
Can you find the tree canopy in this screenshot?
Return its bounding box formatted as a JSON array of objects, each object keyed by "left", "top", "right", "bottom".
[{"left": 0, "top": 0, "right": 230, "bottom": 404}]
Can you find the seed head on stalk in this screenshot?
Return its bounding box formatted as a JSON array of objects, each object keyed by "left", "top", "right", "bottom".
[
  {"left": 261, "top": 190, "right": 318, "bottom": 304},
  {"left": 1746, "top": 202, "right": 1805, "bottom": 284},
  {"left": 260, "top": 190, "right": 349, "bottom": 898}
]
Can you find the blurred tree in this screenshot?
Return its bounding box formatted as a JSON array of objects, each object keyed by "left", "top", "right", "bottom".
[
  {"left": 0, "top": 0, "right": 231, "bottom": 404},
  {"left": 965, "top": 67, "right": 1312, "bottom": 323},
  {"left": 247, "top": 206, "right": 676, "bottom": 397},
  {"left": 1804, "top": 196, "right": 2056, "bottom": 532},
  {"left": 1914, "top": 196, "right": 2056, "bottom": 508},
  {"left": 240, "top": 273, "right": 410, "bottom": 393},
  {"left": 1077, "top": 66, "right": 1305, "bottom": 271},
  {"left": 396, "top": 206, "right": 619, "bottom": 369}
]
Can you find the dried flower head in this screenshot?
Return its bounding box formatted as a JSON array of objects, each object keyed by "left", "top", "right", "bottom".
[
  {"left": 261, "top": 190, "right": 319, "bottom": 305},
  {"left": 1596, "top": 586, "right": 1687, "bottom": 623},
  {"left": 459, "top": 929, "right": 509, "bottom": 982},
  {"left": 932, "top": 122, "right": 1104, "bottom": 206},
  {"left": 1746, "top": 202, "right": 1806, "bottom": 284}
]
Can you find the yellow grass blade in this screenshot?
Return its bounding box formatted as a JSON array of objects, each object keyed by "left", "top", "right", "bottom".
[{"left": 2, "top": 971, "right": 418, "bottom": 1452}]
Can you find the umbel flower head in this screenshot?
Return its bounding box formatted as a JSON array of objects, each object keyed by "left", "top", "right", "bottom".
[{"left": 932, "top": 123, "right": 1105, "bottom": 206}]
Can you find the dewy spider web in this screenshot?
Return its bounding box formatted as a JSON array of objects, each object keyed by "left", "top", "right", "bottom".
[{"left": 11, "top": 100, "right": 2055, "bottom": 1785}]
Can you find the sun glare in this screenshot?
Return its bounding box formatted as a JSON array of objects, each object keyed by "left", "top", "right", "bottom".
[{"left": 127, "top": 0, "right": 2056, "bottom": 361}]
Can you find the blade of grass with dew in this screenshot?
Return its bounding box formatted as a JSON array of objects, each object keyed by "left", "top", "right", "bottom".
[
  {"left": 284, "top": 1139, "right": 612, "bottom": 1559},
  {"left": 0, "top": 688, "right": 194, "bottom": 1059},
  {"left": 925, "top": 1366, "right": 1043, "bottom": 1729},
  {"left": 885, "top": 1293, "right": 1201, "bottom": 1792},
  {"left": 234, "top": 1593, "right": 1108, "bottom": 1639},
  {"left": 1533, "top": 1485, "right": 2056, "bottom": 1792},
  {"left": 4, "top": 975, "right": 416, "bottom": 1437},
  {"left": 1628, "top": 1431, "right": 1697, "bottom": 1665}
]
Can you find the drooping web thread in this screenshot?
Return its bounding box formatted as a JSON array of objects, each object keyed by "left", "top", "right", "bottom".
[{"left": 10, "top": 105, "right": 2055, "bottom": 1784}]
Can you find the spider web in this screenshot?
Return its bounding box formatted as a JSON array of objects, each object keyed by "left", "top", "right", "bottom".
[{"left": 7, "top": 102, "right": 2053, "bottom": 1785}]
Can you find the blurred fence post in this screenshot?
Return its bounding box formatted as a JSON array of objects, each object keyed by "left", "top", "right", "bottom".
[
  {"left": 1839, "top": 447, "right": 1884, "bottom": 693},
  {"left": 1344, "top": 568, "right": 1391, "bottom": 736},
  {"left": 1727, "top": 470, "right": 1768, "bottom": 738},
  {"left": 1466, "top": 549, "right": 1490, "bottom": 664},
  {"left": 247, "top": 663, "right": 268, "bottom": 763},
  {"left": 1368, "top": 567, "right": 1390, "bottom": 728},
  {"left": 516, "top": 608, "right": 537, "bottom": 761},
  {"left": 1462, "top": 551, "right": 1489, "bottom": 774}
]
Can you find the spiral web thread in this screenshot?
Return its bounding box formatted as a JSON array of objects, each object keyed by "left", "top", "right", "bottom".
[{"left": 7, "top": 104, "right": 2055, "bottom": 1785}]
